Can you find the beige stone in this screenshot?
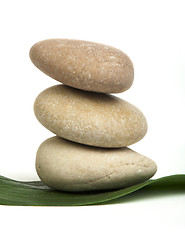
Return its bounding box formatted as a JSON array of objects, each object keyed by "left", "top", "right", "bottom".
[
  {"left": 30, "top": 39, "right": 134, "bottom": 93},
  {"left": 34, "top": 85, "right": 147, "bottom": 148},
  {"left": 36, "top": 136, "right": 157, "bottom": 192}
]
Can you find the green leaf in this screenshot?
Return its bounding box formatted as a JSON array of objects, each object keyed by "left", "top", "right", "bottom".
[{"left": 0, "top": 174, "right": 185, "bottom": 206}]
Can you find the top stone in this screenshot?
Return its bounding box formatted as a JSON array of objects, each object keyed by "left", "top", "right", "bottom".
[{"left": 29, "top": 39, "right": 134, "bottom": 93}]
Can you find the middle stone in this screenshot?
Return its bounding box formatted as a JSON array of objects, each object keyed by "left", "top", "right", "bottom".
[{"left": 34, "top": 85, "right": 147, "bottom": 148}]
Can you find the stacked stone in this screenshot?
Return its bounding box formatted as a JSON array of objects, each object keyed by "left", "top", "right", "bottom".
[{"left": 30, "top": 39, "right": 157, "bottom": 192}]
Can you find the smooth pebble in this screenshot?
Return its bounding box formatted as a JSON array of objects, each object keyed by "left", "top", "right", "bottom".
[
  {"left": 36, "top": 137, "right": 157, "bottom": 192},
  {"left": 34, "top": 85, "right": 148, "bottom": 148},
  {"left": 30, "top": 39, "right": 134, "bottom": 93}
]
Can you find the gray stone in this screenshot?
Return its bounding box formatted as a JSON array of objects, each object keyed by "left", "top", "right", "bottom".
[{"left": 36, "top": 136, "right": 157, "bottom": 192}]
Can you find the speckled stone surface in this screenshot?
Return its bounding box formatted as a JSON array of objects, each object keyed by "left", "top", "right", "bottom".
[
  {"left": 34, "top": 85, "right": 147, "bottom": 148},
  {"left": 30, "top": 39, "right": 134, "bottom": 93},
  {"left": 36, "top": 137, "right": 157, "bottom": 192}
]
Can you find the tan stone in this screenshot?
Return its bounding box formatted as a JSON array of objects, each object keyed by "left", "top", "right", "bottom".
[
  {"left": 30, "top": 39, "right": 134, "bottom": 93},
  {"left": 36, "top": 136, "right": 157, "bottom": 192},
  {"left": 34, "top": 85, "right": 147, "bottom": 148}
]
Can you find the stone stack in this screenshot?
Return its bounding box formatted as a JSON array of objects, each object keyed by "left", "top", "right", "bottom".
[{"left": 30, "top": 39, "right": 157, "bottom": 192}]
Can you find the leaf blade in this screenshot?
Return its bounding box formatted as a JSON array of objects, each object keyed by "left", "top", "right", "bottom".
[{"left": 0, "top": 174, "right": 185, "bottom": 206}]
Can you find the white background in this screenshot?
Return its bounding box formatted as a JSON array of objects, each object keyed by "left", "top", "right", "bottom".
[{"left": 0, "top": 0, "right": 185, "bottom": 239}]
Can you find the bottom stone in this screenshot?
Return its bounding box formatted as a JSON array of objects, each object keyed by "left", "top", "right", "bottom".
[{"left": 36, "top": 137, "right": 157, "bottom": 192}]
